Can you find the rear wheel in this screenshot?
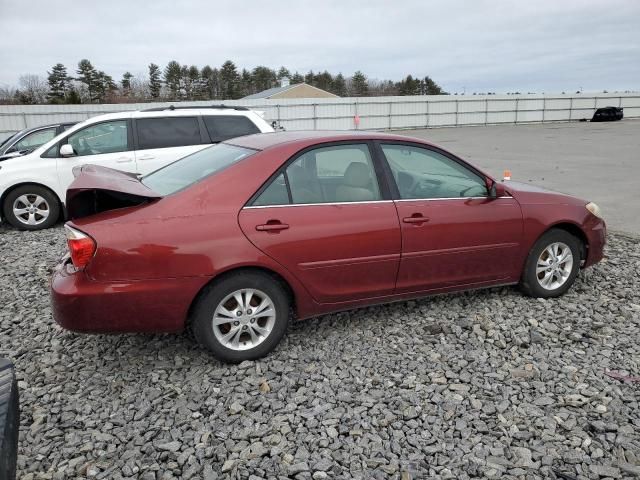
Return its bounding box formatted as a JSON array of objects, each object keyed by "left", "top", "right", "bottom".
[
  {"left": 520, "top": 229, "right": 582, "bottom": 298},
  {"left": 3, "top": 185, "right": 60, "bottom": 230},
  {"left": 191, "top": 272, "right": 290, "bottom": 363}
]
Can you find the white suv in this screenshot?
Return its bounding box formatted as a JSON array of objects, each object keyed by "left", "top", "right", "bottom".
[{"left": 0, "top": 106, "right": 274, "bottom": 230}]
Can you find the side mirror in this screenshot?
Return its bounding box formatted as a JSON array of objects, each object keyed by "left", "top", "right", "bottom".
[
  {"left": 60, "top": 144, "right": 75, "bottom": 157},
  {"left": 489, "top": 181, "right": 507, "bottom": 199}
]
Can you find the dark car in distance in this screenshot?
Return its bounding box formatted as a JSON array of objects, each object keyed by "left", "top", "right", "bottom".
[
  {"left": 51, "top": 131, "right": 606, "bottom": 363},
  {"left": 591, "top": 106, "right": 623, "bottom": 122}
]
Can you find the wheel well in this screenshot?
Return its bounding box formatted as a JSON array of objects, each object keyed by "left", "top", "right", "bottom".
[
  {"left": 548, "top": 222, "right": 588, "bottom": 260},
  {"left": 1, "top": 182, "right": 63, "bottom": 220},
  {"left": 185, "top": 266, "right": 296, "bottom": 327}
]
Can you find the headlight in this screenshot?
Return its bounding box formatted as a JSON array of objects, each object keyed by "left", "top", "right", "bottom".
[{"left": 586, "top": 202, "right": 603, "bottom": 219}]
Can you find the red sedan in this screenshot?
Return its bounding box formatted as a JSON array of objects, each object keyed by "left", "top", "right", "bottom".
[{"left": 51, "top": 131, "right": 606, "bottom": 362}]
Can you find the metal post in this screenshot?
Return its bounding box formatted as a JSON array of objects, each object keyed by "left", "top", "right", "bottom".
[
  {"left": 569, "top": 97, "right": 573, "bottom": 121},
  {"left": 277, "top": 104, "right": 281, "bottom": 126},
  {"left": 354, "top": 102, "right": 358, "bottom": 130},
  {"left": 484, "top": 98, "right": 488, "bottom": 125},
  {"left": 388, "top": 101, "right": 392, "bottom": 130},
  {"left": 618, "top": 96, "right": 622, "bottom": 108},
  {"left": 22, "top": 113, "right": 28, "bottom": 129},
  {"left": 514, "top": 98, "right": 519, "bottom": 124},
  {"left": 425, "top": 99, "right": 430, "bottom": 128},
  {"left": 542, "top": 97, "right": 546, "bottom": 123},
  {"left": 313, "top": 103, "right": 317, "bottom": 130},
  {"left": 454, "top": 99, "right": 459, "bottom": 126}
]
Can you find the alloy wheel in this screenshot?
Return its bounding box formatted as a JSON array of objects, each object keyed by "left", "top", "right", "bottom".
[
  {"left": 12, "top": 194, "right": 50, "bottom": 226},
  {"left": 536, "top": 242, "right": 574, "bottom": 290},
  {"left": 212, "top": 288, "right": 276, "bottom": 351}
]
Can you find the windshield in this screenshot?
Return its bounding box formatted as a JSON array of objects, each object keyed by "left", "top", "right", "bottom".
[
  {"left": 142, "top": 143, "right": 256, "bottom": 195},
  {"left": 0, "top": 132, "right": 21, "bottom": 150}
]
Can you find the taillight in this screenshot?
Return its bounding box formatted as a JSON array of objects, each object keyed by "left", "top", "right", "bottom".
[{"left": 64, "top": 225, "right": 96, "bottom": 268}]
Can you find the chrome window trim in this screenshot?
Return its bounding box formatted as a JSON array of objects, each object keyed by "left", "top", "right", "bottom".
[
  {"left": 244, "top": 197, "right": 514, "bottom": 209},
  {"left": 244, "top": 200, "right": 394, "bottom": 209},
  {"left": 395, "top": 196, "right": 513, "bottom": 202}
]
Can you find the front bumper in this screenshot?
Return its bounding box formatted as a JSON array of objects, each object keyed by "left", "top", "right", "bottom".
[
  {"left": 584, "top": 217, "right": 606, "bottom": 268},
  {"left": 50, "top": 258, "right": 209, "bottom": 333}
]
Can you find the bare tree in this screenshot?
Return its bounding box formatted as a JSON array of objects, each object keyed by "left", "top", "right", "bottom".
[
  {"left": 17, "top": 74, "right": 48, "bottom": 104},
  {"left": 0, "top": 85, "right": 18, "bottom": 104}
]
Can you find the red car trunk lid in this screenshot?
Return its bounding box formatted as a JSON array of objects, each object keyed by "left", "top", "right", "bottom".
[{"left": 66, "top": 165, "right": 162, "bottom": 220}]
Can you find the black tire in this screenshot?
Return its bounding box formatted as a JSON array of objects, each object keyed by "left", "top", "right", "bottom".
[
  {"left": 191, "top": 271, "right": 290, "bottom": 363},
  {"left": 0, "top": 359, "right": 19, "bottom": 480},
  {"left": 520, "top": 229, "right": 582, "bottom": 298},
  {"left": 3, "top": 185, "right": 60, "bottom": 230}
]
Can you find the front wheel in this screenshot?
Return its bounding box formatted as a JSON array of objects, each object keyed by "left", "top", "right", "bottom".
[
  {"left": 3, "top": 185, "right": 60, "bottom": 230},
  {"left": 520, "top": 229, "right": 582, "bottom": 298},
  {"left": 191, "top": 272, "right": 290, "bottom": 363}
]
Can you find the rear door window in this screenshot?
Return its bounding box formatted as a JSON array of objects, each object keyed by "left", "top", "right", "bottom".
[
  {"left": 203, "top": 115, "right": 260, "bottom": 142},
  {"left": 137, "top": 117, "right": 202, "bottom": 150}
]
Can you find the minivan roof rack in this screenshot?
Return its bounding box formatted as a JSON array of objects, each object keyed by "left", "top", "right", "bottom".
[{"left": 141, "top": 104, "right": 249, "bottom": 112}]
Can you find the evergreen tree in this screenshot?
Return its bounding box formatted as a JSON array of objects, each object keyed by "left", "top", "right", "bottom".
[
  {"left": 290, "top": 72, "right": 304, "bottom": 84},
  {"left": 277, "top": 66, "right": 291, "bottom": 81},
  {"left": 47, "top": 63, "right": 70, "bottom": 103},
  {"left": 220, "top": 60, "right": 240, "bottom": 99},
  {"left": 252, "top": 66, "right": 277, "bottom": 93},
  {"left": 398, "top": 75, "right": 420, "bottom": 95},
  {"left": 94, "top": 71, "right": 116, "bottom": 102},
  {"left": 315, "top": 71, "right": 333, "bottom": 92},
  {"left": 76, "top": 59, "right": 99, "bottom": 103},
  {"left": 200, "top": 65, "right": 214, "bottom": 100},
  {"left": 186, "top": 65, "right": 200, "bottom": 100},
  {"left": 422, "top": 76, "right": 444, "bottom": 95},
  {"left": 148, "top": 63, "right": 162, "bottom": 99},
  {"left": 304, "top": 70, "right": 315, "bottom": 85},
  {"left": 240, "top": 69, "right": 252, "bottom": 97},
  {"left": 331, "top": 73, "right": 347, "bottom": 96},
  {"left": 65, "top": 86, "right": 82, "bottom": 104},
  {"left": 350, "top": 71, "right": 368, "bottom": 96},
  {"left": 121, "top": 72, "right": 133, "bottom": 95},
  {"left": 164, "top": 60, "right": 182, "bottom": 100}
]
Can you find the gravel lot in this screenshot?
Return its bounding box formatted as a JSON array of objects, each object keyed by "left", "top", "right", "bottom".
[{"left": 1, "top": 225, "right": 639, "bottom": 480}]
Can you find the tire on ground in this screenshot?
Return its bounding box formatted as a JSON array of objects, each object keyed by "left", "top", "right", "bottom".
[
  {"left": 0, "top": 358, "right": 19, "bottom": 480},
  {"left": 191, "top": 271, "right": 290, "bottom": 363},
  {"left": 520, "top": 228, "right": 582, "bottom": 298},
  {"left": 2, "top": 185, "right": 60, "bottom": 230}
]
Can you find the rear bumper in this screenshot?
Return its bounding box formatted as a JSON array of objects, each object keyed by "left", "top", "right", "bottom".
[
  {"left": 584, "top": 217, "right": 606, "bottom": 268},
  {"left": 50, "top": 260, "right": 209, "bottom": 333}
]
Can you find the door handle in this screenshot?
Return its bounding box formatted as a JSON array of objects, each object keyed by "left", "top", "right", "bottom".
[
  {"left": 403, "top": 214, "right": 430, "bottom": 224},
  {"left": 138, "top": 155, "right": 155, "bottom": 161},
  {"left": 116, "top": 157, "right": 133, "bottom": 163},
  {"left": 256, "top": 221, "right": 289, "bottom": 232}
]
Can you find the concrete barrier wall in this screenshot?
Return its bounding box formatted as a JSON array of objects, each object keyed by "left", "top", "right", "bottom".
[{"left": 1, "top": 92, "right": 638, "bottom": 141}]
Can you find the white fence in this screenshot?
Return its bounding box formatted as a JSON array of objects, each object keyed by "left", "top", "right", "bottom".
[{"left": 1, "top": 92, "right": 639, "bottom": 141}]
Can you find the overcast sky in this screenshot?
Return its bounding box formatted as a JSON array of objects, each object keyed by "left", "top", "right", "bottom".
[{"left": 1, "top": 0, "right": 639, "bottom": 93}]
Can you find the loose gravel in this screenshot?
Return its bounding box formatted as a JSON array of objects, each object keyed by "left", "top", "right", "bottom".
[{"left": 0, "top": 225, "right": 639, "bottom": 480}]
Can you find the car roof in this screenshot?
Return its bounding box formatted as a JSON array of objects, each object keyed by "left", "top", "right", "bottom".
[
  {"left": 73, "top": 108, "right": 259, "bottom": 124},
  {"left": 225, "top": 130, "right": 437, "bottom": 151}
]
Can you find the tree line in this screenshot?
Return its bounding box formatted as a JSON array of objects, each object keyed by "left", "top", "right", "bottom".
[{"left": 1, "top": 59, "right": 446, "bottom": 105}]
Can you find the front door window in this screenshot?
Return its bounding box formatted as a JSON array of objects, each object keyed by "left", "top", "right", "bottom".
[
  {"left": 67, "top": 121, "right": 129, "bottom": 156},
  {"left": 381, "top": 144, "right": 488, "bottom": 199}
]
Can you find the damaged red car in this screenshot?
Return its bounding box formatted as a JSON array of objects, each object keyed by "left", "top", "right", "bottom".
[{"left": 50, "top": 131, "right": 606, "bottom": 362}]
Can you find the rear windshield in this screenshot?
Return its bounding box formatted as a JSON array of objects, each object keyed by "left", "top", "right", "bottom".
[{"left": 141, "top": 143, "right": 256, "bottom": 195}]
